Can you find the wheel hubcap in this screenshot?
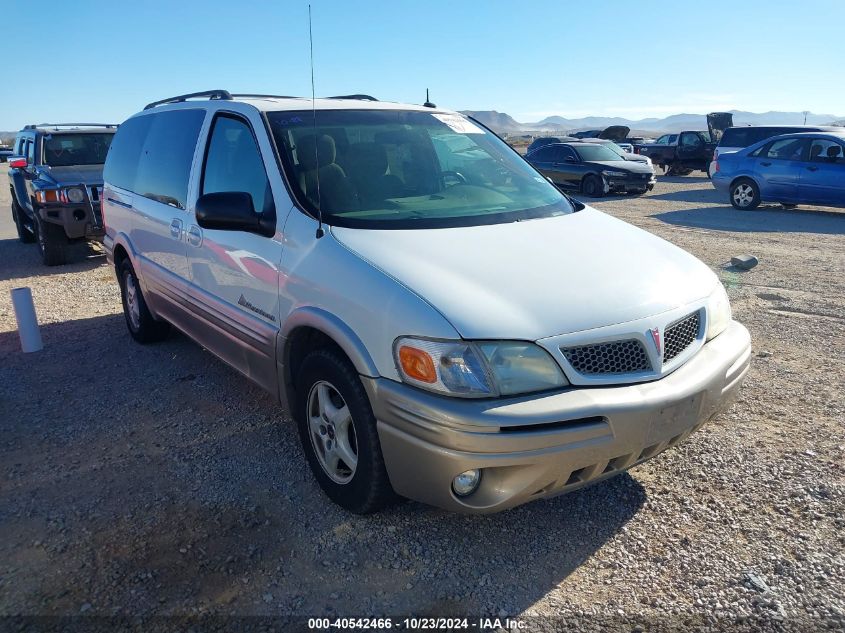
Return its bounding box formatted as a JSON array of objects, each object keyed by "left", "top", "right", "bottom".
[
  {"left": 124, "top": 272, "right": 141, "bottom": 330},
  {"left": 733, "top": 184, "right": 754, "bottom": 207},
  {"left": 307, "top": 380, "right": 358, "bottom": 484}
]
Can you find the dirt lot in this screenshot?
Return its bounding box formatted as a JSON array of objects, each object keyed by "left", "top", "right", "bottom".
[{"left": 1, "top": 178, "right": 843, "bottom": 631}]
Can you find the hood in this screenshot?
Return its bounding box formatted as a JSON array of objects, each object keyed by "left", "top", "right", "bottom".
[
  {"left": 598, "top": 125, "right": 630, "bottom": 141},
  {"left": 707, "top": 112, "right": 734, "bottom": 142},
  {"left": 623, "top": 152, "right": 649, "bottom": 163},
  {"left": 588, "top": 159, "right": 653, "bottom": 173},
  {"left": 331, "top": 207, "right": 717, "bottom": 340},
  {"left": 41, "top": 164, "right": 105, "bottom": 186}
]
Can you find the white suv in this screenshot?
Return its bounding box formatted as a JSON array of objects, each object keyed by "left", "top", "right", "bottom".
[{"left": 103, "top": 90, "right": 751, "bottom": 514}]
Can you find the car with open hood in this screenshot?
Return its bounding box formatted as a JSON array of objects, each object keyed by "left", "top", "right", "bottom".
[
  {"left": 7, "top": 123, "right": 116, "bottom": 265},
  {"left": 526, "top": 141, "right": 655, "bottom": 196},
  {"left": 102, "top": 91, "right": 751, "bottom": 514}
]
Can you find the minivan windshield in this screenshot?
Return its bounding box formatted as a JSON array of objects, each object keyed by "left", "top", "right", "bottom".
[
  {"left": 42, "top": 133, "right": 114, "bottom": 167},
  {"left": 267, "top": 110, "right": 572, "bottom": 229}
]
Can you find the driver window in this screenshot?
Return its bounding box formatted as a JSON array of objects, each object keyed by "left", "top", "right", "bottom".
[
  {"left": 554, "top": 146, "right": 576, "bottom": 162},
  {"left": 202, "top": 115, "right": 272, "bottom": 214},
  {"left": 680, "top": 133, "right": 701, "bottom": 147}
]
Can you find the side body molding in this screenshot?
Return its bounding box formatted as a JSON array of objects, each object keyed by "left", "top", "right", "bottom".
[{"left": 277, "top": 306, "right": 381, "bottom": 410}]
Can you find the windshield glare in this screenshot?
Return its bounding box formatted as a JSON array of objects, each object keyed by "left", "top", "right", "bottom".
[
  {"left": 573, "top": 144, "right": 624, "bottom": 162},
  {"left": 43, "top": 133, "right": 114, "bottom": 167},
  {"left": 267, "top": 110, "right": 572, "bottom": 229}
]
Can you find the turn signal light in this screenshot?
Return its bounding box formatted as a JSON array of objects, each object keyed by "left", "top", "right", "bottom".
[
  {"left": 35, "top": 190, "right": 60, "bottom": 204},
  {"left": 398, "top": 345, "right": 437, "bottom": 383}
]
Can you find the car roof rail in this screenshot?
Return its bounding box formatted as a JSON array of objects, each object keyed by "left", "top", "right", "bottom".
[
  {"left": 231, "top": 93, "right": 302, "bottom": 100},
  {"left": 327, "top": 94, "right": 378, "bottom": 101},
  {"left": 24, "top": 123, "right": 118, "bottom": 130},
  {"left": 143, "top": 90, "right": 233, "bottom": 110}
]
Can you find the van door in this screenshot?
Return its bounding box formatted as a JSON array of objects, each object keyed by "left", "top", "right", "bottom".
[
  {"left": 185, "top": 111, "right": 286, "bottom": 393},
  {"left": 129, "top": 109, "right": 206, "bottom": 320}
]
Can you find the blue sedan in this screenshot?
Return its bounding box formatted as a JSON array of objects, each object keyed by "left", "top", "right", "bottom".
[{"left": 711, "top": 132, "right": 845, "bottom": 210}]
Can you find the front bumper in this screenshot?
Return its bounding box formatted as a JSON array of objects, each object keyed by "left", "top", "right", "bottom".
[
  {"left": 603, "top": 174, "right": 656, "bottom": 194},
  {"left": 365, "top": 320, "right": 751, "bottom": 513},
  {"left": 39, "top": 203, "right": 104, "bottom": 239}
]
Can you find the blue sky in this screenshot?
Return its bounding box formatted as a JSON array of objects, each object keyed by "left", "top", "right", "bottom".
[{"left": 2, "top": 0, "right": 844, "bottom": 130}]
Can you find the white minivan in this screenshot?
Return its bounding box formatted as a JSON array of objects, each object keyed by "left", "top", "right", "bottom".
[{"left": 103, "top": 91, "right": 751, "bottom": 514}]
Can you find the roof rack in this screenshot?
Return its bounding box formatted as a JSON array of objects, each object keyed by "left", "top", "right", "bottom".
[
  {"left": 231, "top": 93, "right": 301, "bottom": 100},
  {"left": 327, "top": 94, "right": 378, "bottom": 101},
  {"left": 143, "top": 90, "right": 233, "bottom": 110},
  {"left": 24, "top": 123, "right": 117, "bottom": 130}
]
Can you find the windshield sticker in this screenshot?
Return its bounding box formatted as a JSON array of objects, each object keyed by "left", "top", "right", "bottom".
[{"left": 431, "top": 113, "right": 484, "bottom": 135}]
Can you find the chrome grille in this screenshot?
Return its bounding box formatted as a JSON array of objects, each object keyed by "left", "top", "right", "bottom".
[
  {"left": 562, "top": 340, "right": 652, "bottom": 375},
  {"left": 663, "top": 311, "right": 701, "bottom": 362}
]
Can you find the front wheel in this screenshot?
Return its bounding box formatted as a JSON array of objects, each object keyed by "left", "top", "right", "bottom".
[
  {"left": 581, "top": 174, "right": 602, "bottom": 198},
  {"left": 730, "top": 178, "right": 761, "bottom": 210},
  {"left": 34, "top": 216, "right": 68, "bottom": 266},
  {"left": 295, "top": 349, "right": 396, "bottom": 514}
]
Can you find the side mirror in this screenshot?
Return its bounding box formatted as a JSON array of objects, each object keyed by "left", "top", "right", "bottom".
[
  {"left": 195, "top": 191, "right": 275, "bottom": 237},
  {"left": 564, "top": 156, "right": 576, "bottom": 163},
  {"left": 9, "top": 156, "right": 27, "bottom": 169}
]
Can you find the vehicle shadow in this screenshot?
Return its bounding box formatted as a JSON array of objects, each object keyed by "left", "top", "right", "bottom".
[
  {"left": 647, "top": 187, "right": 723, "bottom": 204},
  {"left": 0, "top": 238, "right": 106, "bottom": 283},
  {"left": 651, "top": 205, "right": 845, "bottom": 235},
  {"left": 654, "top": 175, "right": 711, "bottom": 185},
  {"left": 1, "top": 314, "right": 647, "bottom": 618}
]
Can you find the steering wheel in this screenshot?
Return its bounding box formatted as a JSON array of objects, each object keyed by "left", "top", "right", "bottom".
[{"left": 440, "top": 170, "right": 467, "bottom": 188}]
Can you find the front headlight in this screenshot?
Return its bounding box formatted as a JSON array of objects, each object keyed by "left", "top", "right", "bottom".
[
  {"left": 394, "top": 337, "right": 568, "bottom": 398},
  {"left": 602, "top": 170, "right": 627, "bottom": 178},
  {"left": 65, "top": 187, "right": 85, "bottom": 204},
  {"left": 705, "top": 283, "right": 732, "bottom": 341}
]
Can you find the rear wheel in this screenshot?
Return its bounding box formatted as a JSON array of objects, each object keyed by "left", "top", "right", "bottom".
[
  {"left": 730, "top": 178, "right": 761, "bottom": 210},
  {"left": 295, "top": 348, "right": 396, "bottom": 514},
  {"left": 34, "top": 216, "right": 68, "bottom": 266},
  {"left": 581, "top": 174, "right": 602, "bottom": 198},
  {"left": 118, "top": 258, "right": 170, "bottom": 343},
  {"left": 11, "top": 200, "right": 35, "bottom": 243}
]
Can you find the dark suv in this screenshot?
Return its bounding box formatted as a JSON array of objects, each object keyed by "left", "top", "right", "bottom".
[{"left": 8, "top": 123, "right": 116, "bottom": 265}]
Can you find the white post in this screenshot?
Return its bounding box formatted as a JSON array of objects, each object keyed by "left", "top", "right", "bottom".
[{"left": 10, "top": 287, "right": 43, "bottom": 353}]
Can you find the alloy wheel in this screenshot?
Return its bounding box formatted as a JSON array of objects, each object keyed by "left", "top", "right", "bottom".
[
  {"left": 306, "top": 380, "right": 358, "bottom": 484},
  {"left": 732, "top": 183, "right": 755, "bottom": 208},
  {"left": 124, "top": 272, "right": 141, "bottom": 331}
]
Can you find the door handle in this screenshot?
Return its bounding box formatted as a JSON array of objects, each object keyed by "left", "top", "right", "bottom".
[
  {"left": 807, "top": 166, "right": 819, "bottom": 172},
  {"left": 170, "top": 218, "right": 183, "bottom": 239},
  {"left": 760, "top": 161, "right": 771, "bottom": 166},
  {"left": 187, "top": 225, "right": 203, "bottom": 247}
]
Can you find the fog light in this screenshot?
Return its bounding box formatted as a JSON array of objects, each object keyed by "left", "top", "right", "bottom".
[
  {"left": 72, "top": 209, "right": 86, "bottom": 221},
  {"left": 452, "top": 469, "right": 481, "bottom": 497}
]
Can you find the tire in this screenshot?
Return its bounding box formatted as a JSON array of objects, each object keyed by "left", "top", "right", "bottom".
[
  {"left": 118, "top": 258, "right": 170, "bottom": 343},
  {"left": 11, "top": 199, "right": 35, "bottom": 243},
  {"left": 34, "top": 215, "right": 68, "bottom": 266},
  {"left": 295, "top": 348, "right": 396, "bottom": 514},
  {"left": 730, "top": 178, "right": 761, "bottom": 210},
  {"left": 581, "top": 174, "right": 602, "bottom": 198}
]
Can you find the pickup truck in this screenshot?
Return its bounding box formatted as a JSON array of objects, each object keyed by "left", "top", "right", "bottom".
[{"left": 636, "top": 130, "right": 716, "bottom": 176}]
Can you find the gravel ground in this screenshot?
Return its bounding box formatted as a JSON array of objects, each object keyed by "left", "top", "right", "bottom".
[{"left": 1, "top": 178, "right": 843, "bottom": 631}]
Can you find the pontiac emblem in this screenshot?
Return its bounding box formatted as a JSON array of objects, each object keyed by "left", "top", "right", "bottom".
[{"left": 649, "top": 327, "right": 662, "bottom": 355}]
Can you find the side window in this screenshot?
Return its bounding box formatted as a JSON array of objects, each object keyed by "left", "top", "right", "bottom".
[
  {"left": 14, "top": 137, "right": 24, "bottom": 155},
  {"left": 104, "top": 115, "right": 153, "bottom": 191},
  {"left": 680, "top": 132, "right": 702, "bottom": 147},
  {"left": 134, "top": 109, "right": 206, "bottom": 209},
  {"left": 529, "top": 146, "right": 556, "bottom": 161},
  {"left": 763, "top": 138, "right": 808, "bottom": 161},
  {"left": 555, "top": 146, "right": 577, "bottom": 162},
  {"left": 202, "top": 115, "right": 272, "bottom": 214},
  {"left": 655, "top": 135, "right": 668, "bottom": 144},
  {"left": 667, "top": 135, "right": 678, "bottom": 145},
  {"left": 809, "top": 138, "right": 844, "bottom": 164},
  {"left": 25, "top": 139, "right": 34, "bottom": 162}
]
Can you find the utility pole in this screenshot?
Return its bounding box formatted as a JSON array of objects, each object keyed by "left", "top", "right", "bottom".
[{"left": 803, "top": 110, "right": 809, "bottom": 124}]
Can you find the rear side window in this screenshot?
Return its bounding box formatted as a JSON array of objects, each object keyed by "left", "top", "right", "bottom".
[
  {"left": 104, "top": 115, "right": 153, "bottom": 191},
  {"left": 809, "top": 138, "right": 845, "bottom": 164},
  {"left": 201, "top": 115, "right": 272, "bottom": 214},
  {"left": 135, "top": 110, "right": 206, "bottom": 209}
]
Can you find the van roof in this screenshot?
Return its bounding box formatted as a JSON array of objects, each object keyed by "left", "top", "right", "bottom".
[{"left": 141, "top": 90, "right": 450, "bottom": 114}]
